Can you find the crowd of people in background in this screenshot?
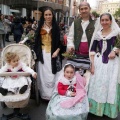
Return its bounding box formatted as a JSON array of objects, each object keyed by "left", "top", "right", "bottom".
[{"left": 0, "top": 14, "right": 38, "bottom": 44}]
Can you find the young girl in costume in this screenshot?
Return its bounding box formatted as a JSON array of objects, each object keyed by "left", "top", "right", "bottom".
[
  {"left": 46, "top": 63, "right": 89, "bottom": 120},
  {"left": 0, "top": 52, "right": 37, "bottom": 96},
  {"left": 58, "top": 64, "right": 76, "bottom": 97}
]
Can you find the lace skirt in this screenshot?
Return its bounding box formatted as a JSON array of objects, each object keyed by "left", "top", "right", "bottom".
[
  {"left": 88, "top": 54, "right": 120, "bottom": 118},
  {"left": 46, "top": 93, "right": 89, "bottom": 120}
]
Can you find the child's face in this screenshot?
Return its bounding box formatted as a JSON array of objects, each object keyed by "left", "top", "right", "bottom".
[
  {"left": 64, "top": 67, "right": 75, "bottom": 80},
  {"left": 9, "top": 56, "right": 19, "bottom": 68}
]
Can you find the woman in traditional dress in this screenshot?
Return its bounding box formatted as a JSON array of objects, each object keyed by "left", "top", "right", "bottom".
[
  {"left": 88, "top": 13, "right": 120, "bottom": 119},
  {"left": 34, "top": 7, "right": 62, "bottom": 100}
]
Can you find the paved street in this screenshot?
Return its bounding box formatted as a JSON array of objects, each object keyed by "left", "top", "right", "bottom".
[{"left": 0, "top": 36, "right": 120, "bottom": 120}]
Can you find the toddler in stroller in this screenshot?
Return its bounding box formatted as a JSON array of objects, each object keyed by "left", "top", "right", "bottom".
[
  {"left": 0, "top": 44, "right": 37, "bottom": 120},
  {"left": 0, "top": 52, "right": 37, "bottom": 96}
]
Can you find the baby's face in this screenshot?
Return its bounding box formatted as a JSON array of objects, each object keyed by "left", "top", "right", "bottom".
[
  {"left": 64, "top": 67, "right": 75, "bottom": 80},
  {"left": 9, "top": 56, "right": 19, "bottom": 68}
]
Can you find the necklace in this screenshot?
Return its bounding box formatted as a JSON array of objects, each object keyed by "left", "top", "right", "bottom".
[{"left": 44, "top": 22, "right": 52, "bottom": 29}]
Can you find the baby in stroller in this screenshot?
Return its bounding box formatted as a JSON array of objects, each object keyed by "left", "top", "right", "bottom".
[
  {"left": 0, "top": 52, "right": 37, "bottom": 96},
  {"left": 46, "top": 63, "right": 89, "bottom": 120}
]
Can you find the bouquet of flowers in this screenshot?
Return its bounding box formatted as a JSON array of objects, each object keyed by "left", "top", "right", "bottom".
[
  {"left": 62, "top": 52, "right": 77, "bottom": 59},
  {"left": 21, "top": 30, "right": 35, "bottom": 50},
  {"left": 26, "top": 30, "right": 35, "bottom": 41},
  {"left": 21, "top": 30, "right": 36, "bottom": 64},
  {"left": 115, "top": 34, "right": 120, "bottom": 48}
]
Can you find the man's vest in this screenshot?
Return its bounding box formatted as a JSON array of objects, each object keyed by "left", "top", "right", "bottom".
[{"left": 74, "top": 17, "right": 95, "bottom": 51}]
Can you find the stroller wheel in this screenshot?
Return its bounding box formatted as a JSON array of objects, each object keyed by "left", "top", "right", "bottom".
[{"left": 1, "top": 102, "right": 6, "bottom": 108}]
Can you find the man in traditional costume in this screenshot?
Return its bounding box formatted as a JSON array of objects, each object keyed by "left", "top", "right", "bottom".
[{"left": 67, "top": 2, "right": 96, "bottom": 72}]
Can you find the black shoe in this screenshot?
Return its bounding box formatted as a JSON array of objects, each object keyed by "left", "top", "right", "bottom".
[
  {"left": 19, "top": 85, "right": 28, "bottom": 94},
  {"left": 0, "top": 87, "right": 8, "bottom": 96}
]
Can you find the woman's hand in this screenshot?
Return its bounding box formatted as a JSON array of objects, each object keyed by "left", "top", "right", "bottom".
[
  {"left": 90, "top": 64, "right": 95, "bottom": 75},
  {"left": 52, "top": 51, "right": 58, "bottom": 58},
  {"left": 52, "top": 48, "right": 60, "bottom": 58},
  {"left": 108, "top": 51, "right": 116, "bottom": 59}
]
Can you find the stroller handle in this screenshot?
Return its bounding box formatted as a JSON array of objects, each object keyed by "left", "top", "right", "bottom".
[{"left": 0, "top": 72, "right": 31, "bottom": 77}]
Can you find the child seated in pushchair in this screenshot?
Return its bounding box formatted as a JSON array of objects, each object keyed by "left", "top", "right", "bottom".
[
  {"left": 46, "top": 63, "right": 89, "bottom": 120},
  {"left": 0, "top": 52, "right": 37, "bottom": 96}
]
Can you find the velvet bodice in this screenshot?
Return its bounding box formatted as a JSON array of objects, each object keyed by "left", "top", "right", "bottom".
[{"left": 40, "top": 28, "right": 52, "bottom": 53}]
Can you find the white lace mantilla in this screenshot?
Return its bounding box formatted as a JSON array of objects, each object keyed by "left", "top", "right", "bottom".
[{"left": 88, "top": 54, "right": 119, "bottom": 104}]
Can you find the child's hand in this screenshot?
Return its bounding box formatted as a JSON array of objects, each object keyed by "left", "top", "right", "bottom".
[
  {"left": 70, "top": 92, "right": 76, "bottom": 97},
  {"left": 32, "top": 72, "right": 37, "bottom": 79}
]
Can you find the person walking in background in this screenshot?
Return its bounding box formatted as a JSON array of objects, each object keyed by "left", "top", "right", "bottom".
[
  {"left": 4, "top": 15, "right": 11, "bottom": 42},
  {"left": 32, "top": 20, "right": 38, "bottom": 31},
  {"left": 88, "top": 13, "right": 120, "bottom": 119},
  {"left": 11, "top": 17, "right": 24, "bottom": 43},
  {"left": 25, "top": 21, "right": 32, "bottom": 35},
  {"left": 34, "top": 7, "right": 62, "bottom": 100},
  {"left": 0, "top": 14, "right": 5, "bottom": 48}
]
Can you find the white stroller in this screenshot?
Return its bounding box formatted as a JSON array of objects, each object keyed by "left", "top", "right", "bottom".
[{"left": 0, "top": 44, "right": 39, "bottom": 120}]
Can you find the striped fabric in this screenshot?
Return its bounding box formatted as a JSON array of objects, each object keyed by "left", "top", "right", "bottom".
[{"left": 67, "top": 56, "right": 90, "bottom": 70}]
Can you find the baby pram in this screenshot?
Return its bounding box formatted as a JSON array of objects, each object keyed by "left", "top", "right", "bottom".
[{"left": 0, "top": 44, "right": 39, "bottom": 120}]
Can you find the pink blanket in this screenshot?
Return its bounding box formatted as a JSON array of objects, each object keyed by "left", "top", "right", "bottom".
[{"left": 60, "top": 73, "right": 86, "bottom": 108}]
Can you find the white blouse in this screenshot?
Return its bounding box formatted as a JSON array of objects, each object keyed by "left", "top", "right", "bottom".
[{"left": 67, "top": 20, "right": 90, "bottom": 49}]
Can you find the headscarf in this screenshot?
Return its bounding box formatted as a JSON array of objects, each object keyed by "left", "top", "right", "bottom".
[
  {"left": 57, "top": 63, "right": 76, "bottom": 84},
  {"left": 53, "top": 63, "right": 75, "bottom": 93},
  {"left": 89, "top": 13, "right": 120, "bottom": 52}
]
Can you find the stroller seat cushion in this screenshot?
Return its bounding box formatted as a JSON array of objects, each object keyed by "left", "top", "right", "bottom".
[
  {"left": 0, "top": 77, "right": 31, "bottom": 102},
  {"left": 0, "top": 87, "right": 30, "bottom": 102}
]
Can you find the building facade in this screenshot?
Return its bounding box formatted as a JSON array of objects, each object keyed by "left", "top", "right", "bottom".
[
  {"left": 97, "top": 0, "right": 120, "bottom": 15},
  {"left": 70, "top": 0, "right": 83, "bottom": 18},
  {"left": 0, "top": 0, "right": 69, "bottom": 17},
  {"left": 102, "top": 1, "right": 120, "bottom": 14},
  {"left": 97, "top": 0, "right": 107, "bottom": 14}
]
